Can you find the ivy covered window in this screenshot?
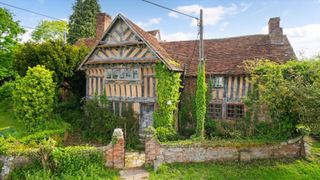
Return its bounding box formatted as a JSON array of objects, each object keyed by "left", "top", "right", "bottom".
[
  {"left": 211, "top": 76, "right": 223, "bottom": 87},
  {"left": 227, "top": 104, "right": 244, "bottom": 119},
  {"left": 133, "top": 69, "right": 139, "bottom": 79},
  {"left": 208, "top": 104, "right": 222, "bottom": 118}
]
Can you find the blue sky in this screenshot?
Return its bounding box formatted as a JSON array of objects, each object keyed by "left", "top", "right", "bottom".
[{"left": 1, "top": 0, "right": 320, "bottom": 58}]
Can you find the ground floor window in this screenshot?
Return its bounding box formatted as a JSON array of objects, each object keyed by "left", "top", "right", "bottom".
[
  {"left": 208, "top": 104, "right": 222, "bottom": 118},
  {"left": 227, "top": 104, "right": 244, "bottom": 119},
  {"left": 109, "top": 101, "right": 133, "bottom": 116}
]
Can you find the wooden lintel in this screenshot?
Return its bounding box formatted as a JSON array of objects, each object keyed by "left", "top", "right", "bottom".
[
  {"left": 143, "top": 75, "right": 155, "bottom": 78},
  {"left": 97, "top": 41, "right": 144, "bottom": 48}
]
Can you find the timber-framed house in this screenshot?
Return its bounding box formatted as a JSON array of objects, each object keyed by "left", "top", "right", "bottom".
[{"left": 76, "top": 13, "right": 295, "bottom": 129}]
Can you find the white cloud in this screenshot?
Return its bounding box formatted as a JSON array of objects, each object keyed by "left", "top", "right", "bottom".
[
  {"left": 220, "top": 22, "right": 229, "bottom": 31},
  {"left": 263, "top": 3, "right": 267, "bottom": 5},
  {"left": 240, "top": 3, "right": 252, "bottom": 12},
  {"left": 168, "top": 4, "right": 237, "bottom": 27},
  {"left": 19, "top": 28, "right": 34, "bottom": 43},
  {"left": 137, "top": 18, "right": 162, "bottom": 27},
  {"left": 259, "top": 24, "right": 320, "bottom": 58},
  {"left": 162, "top": 32, "right": 197, "bottom": 41},
  {"left": 38, "top": 0, "right": 44, "bottom": 3}
]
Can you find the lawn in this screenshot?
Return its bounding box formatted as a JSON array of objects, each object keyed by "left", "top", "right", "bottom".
[
  {"left": 147, "top": 139, "right": 320, "bottom": 180},
  {"left": 0, "top": 108, "right": 23, "bottom": 131}
]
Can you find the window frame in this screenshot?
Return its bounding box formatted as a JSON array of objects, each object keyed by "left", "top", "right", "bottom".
[
  {"left": 208, "top": 103, "right": 222, "bottom": 119},
  {"left": 109, "top": 101, "right": 134, "bottom": 117},
  {"left": 210, "top": 76, "right": 224, "bottom": 87},
  {"left": 226, "top": 104, "right": 245, "bottom": 120},
  {"left": 105, "top": 68, "right": 140, "bottom": 80}
]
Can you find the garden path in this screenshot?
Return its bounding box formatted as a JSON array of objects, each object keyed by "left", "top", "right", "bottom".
[{"left": 119, "top": 150, "right": 149, "bottom": 179}]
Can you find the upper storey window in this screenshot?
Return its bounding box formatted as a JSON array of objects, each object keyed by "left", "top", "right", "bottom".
[
  {"left": 105, "top": 68, "right": 140, "bottom": 80},
  {"left": 210, "top": 76, "right": 223, "bottom": 87}
]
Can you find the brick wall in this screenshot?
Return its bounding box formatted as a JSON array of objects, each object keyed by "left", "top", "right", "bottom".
[{"left": 145, "top": 129, "right": 311, "bottom": 170}]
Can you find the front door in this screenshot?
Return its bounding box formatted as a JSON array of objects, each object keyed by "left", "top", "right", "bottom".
[{"left": 140, "top": 104, "right": 154, "bottom": 131}]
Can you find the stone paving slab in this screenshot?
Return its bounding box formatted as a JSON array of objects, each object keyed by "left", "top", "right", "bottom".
[{"left": 119, "top": 168, "right": 149, "bottom": 180}]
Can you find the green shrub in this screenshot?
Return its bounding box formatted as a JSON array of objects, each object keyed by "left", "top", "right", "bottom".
[
  {"left": 8, "top": 145, "right": 120, "bottom": 179},
  {"left": 0, "top": 81, "right": 15, "bottom": 111},
  {"left": 155, "top": 127, "right": 180, "bottom": 142},
  {"left": 13, "top": 65, "right": 56, "bottom": 132},
  {"left": 80, "top": 100, "right": 117, "bottom": 142}
]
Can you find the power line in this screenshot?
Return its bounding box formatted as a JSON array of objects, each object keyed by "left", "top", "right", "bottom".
[
  {"left": 0, "top": 1, "right": 61, "bottom": 21},
  {"left": 0, "top": 1, "right": 92, "bottom": 28},
  {"left": 142, "top": 0, "right": 198, "bottom": 20}
]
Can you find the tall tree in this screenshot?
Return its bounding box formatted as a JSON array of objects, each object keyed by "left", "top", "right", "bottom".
[
  {"left": 68, "top": 0, "right": 101, "bottom": 45},
  {"left": 31, "top": 20, "right": 69, "bottom": 42},
  {"left": 0, "top": 8, "right": 25, "bottom": 84},
  {"left": 13, "top": 39, "right": 90, "bottom": 102}
]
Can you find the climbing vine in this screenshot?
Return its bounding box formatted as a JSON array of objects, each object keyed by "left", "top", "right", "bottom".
[
  {"left": 154, "top": 61, "right": 182, "bottom": 128},
  {"left": 195, "top": 63, "right": 207, "bottom": 138}
]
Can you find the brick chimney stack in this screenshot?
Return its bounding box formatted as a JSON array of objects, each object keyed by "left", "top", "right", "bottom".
[
  {"left": 96, "top": 13, "right": 112, "bottom": 40},
  {"left": 268, "top": 17, "right": 283, "bottom": 44}
]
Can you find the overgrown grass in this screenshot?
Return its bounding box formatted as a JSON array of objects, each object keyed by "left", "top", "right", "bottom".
[{"left": 147, "top": 140, "right": 320, "bottom": 180}]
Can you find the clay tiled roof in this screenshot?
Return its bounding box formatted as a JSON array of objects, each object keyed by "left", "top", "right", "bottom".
[
  {"left": 74, "top": 38, "right": 96, "bottom": 49},
  {"left": 121, "top": 14, "right": 182, "bottom": 71},
  {"left": 146, "top": 29, "right": 159, "bottom": 36},
  {"left": 160, "top": 34, "right": 295, "bottom": 76}
]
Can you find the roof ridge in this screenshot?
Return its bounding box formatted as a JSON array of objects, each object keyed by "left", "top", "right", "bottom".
[{"left": 161, "top": 34, "right": 269, "bottom": 43}]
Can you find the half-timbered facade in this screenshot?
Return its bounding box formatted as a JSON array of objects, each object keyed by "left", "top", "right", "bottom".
[
  {"left": 77, "top": 13, "right": 182, "bottom": 132},
  {"left": 76, "top": 13, "right": 295, "bottom": 128}
]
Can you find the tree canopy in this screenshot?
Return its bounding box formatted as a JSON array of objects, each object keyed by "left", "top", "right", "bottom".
[
  {"left": 0, "top": 7, "right": 25, "bottom": 84},
  {"left": 31, "top": 20, "right": 69, "bottom": 42},
  {"left": 68, "top": 0, "right": 101, "bottom": 45},
  {"left": 13, "top": 39, "right": 90, "bottom": 101}
]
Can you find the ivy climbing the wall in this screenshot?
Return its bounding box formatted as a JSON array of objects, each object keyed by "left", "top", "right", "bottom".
[
  {"left": 195, "top": 63, "right": 207, "bottom": 138},
  {"left": 154, "top": 61, "right": 182, "bottom": 129}
]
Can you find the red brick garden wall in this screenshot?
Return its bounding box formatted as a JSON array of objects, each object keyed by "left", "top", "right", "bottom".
[{"left": 145, "top": 129, "right": 311, "bottom": 166}]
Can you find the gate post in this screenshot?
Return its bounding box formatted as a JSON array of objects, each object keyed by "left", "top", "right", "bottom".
[{"left": 112, "top": 128, "right": 125, "bottom": 169}]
